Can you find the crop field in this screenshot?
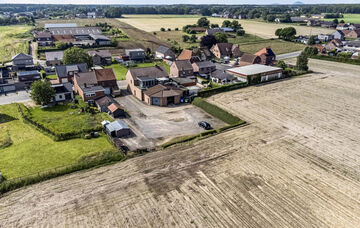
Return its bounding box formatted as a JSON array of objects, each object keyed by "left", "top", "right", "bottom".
[
  {"left": 0, "top": 104, "right": 115, "bottom": 180},
  {"left": 0, "top": 25, "right": 32, "bottom": 63},
  {"left": 1, "top": 58, "right": 360, "bottom": 227},
  {"left": 118, "top": 14, "right": 335, "bottom": 38},
  {"left": 323, "top": 13, "right": 360, "bottom": 24}
]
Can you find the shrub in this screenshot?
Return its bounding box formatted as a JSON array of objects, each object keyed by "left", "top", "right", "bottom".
[
  {"left": 160, "top": 27, "right": 165, "bottom": 32},
  {"left": 153, "top": 32, "right": 157, "bottom": 35},
  {"left": 192, "top": 98, "right": 243, "bottom": 125},
  {"left": 197, "top": 82, "right": 248, "bottom": 98},
  {"left": 161, "top": 135, "right": 198, "bottom": 149},
  {"left": 200, "top": 129, "right": 217, "bottom": 137},
  {"left": 167, "top": 28, "right": 171, "bottom": 31},
  {"left": 175, "top": 28, "right": 179, "bottom": 31}
]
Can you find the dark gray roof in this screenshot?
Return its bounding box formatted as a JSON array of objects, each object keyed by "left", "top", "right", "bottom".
[
  {"left": 48, "top": 27, "right": 102, "bottom": 36},
  {"left": 55, "top": 63, "right": 88, "bottom": 78},
  {"left": 174, "top": 60, "right": 193, "bottom": 70},
  {"left": 45, "top": 51, "right": 63, "bottom": 61},
  {"left": 75, "top": 71, "right": 98, "bottom": 87},
  {"left": 105, "top": 120, "right": 129, "bottom": 132},
  {"left": 12, "top": 53, "right": 32, "bottom": 61},
  {"left": 89, "top": 34, "right": 111, "bottom": 41},
  {"left": 81, "top": 85, "right": 104, "bottom": 93},
  {"left": 193, "top": 61, "right": 215, "bottom": 68},
  {"left": 88, "top": 50, "right": 111, "bottom": 58},
  {"left": 128, "top": 65, "right": 169, "bottom": 80},
  {"left": 211, "top": 70, "right": 235, "bottom": 81},
  {"left": 52, "top": 82, "right": 73, "bottom": 93},
  {"left": 95, "top": 95, "right": 113, "bottom": 107},
  {"left": 45, "top": 23, "right": 77, "bottom": 29},
  {"left": 17, "top": 70, "right": 40, "bottom": 76},
  {"left": 156, "top": 46, "right": 170, "bottom": 54}
]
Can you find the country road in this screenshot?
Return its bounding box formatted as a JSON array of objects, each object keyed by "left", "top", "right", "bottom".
[{"left": 276, "top": 51, "right": 302, "bottom": 60}]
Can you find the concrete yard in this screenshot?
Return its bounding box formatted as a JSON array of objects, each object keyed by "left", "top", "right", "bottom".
[{"left": 1, "top": 59, "right": 360, "bottom": 227}]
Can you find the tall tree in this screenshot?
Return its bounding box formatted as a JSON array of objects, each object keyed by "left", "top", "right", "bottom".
[
  {"left": 222, "top": 20, "right": 231, "bottom": 27},
  {"left": 215, "top": 32, "right": 228, "bottom": 43},
  {"left": 296, "top": 52, "right": 309, "bottom": 71},
  {"left": 197, "top": 17, "right": 210, "bottom": 28},
  {"left": 200, "top": 35, "right": 217, "bottom": 48},
  {"left": 63, "top": 47, "right": 93, "bottom": 67},
  {"left": 30, "top": 80, "right": 55, "bottom": 105}
]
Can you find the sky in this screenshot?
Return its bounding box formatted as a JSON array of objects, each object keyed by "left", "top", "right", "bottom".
[{"left": 0, "top": 0, "right": 359, "bottom": 5}]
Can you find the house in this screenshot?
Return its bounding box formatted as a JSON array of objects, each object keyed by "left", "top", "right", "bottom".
[
  {"left": 17, "top": 70, "right": 41, "bottom": 83},
  {"left": 51, "top": 82, "right": 74, "bottom": 102},
  {"left": 78, "top": 85, "right": 105, "bottom": 102},
  {"left": 55, "top": 63, "right": 88, "bottom": 83},
  {"left": 73, "top": 71, "right": 98, "bottom": 94},
  {"left": 343, "top": 41, "right": 360, "bottom": 52},
  {"left": 108, "top": 103, "right": 125, "bottom": 118},
  {"left": 188, "top": 27, "right": 206, "bottom": 33},
  {"left": 325, "top": 39, "right": 343, "bottom": 51},
  {"left": 89, "top": 34, "right": 111, "bottom": 46},
  {"left": 227, "top": 64, "right": 283, "bottom": 84},
  {"left": 193, "top": 47, "right": 213, "bottom": 61},
  {"left": 344, "top": 30, "right": 360, "bottom": 39},
  {"left": 210, "top": 43, "right": 241, "bottom": 59},
  {"left": 45, "top": 51, "right": 63, "bottom": 66},
  {"left": 291, "top": 17, "right": 307, "bottom": 23},
  {"left": 239, "top": 54, "right": 262, "bottom": 66},
  {"left": 126, "top": 65, "right": 169, "bottom": 102},
  {"left": 318, "top": 34, "right": 334, "bottom": 42},
  {"left": 192, "top": 61, "right": 216, "bottom": 75},
  {"left": 205, "top": 28, "right": 224, "bottom": 36},
  {"left": 103, "top": 120, "right": 130, "bottom": 137},
  {"left": 177, "top": 49, "right": 200, "bottom": 63},
  {"left": 333, "top": 30, "right": 345, "bottom": 41},
  {"left": 33, "top": 31, "right": 53, "bottom": 46},
  {"left": 255, "top": 47, "right": 276, "bottom": 65},
  {"left": 307, "top": 20, "right": 321, "bottom": 27},
  {"left": 12, "top": 53, "right": 33, "bottom": 70},
  {"left": 155, "top": 46, "right": 176, "bottom": 60},
  {"left": 210, "top": 70, "right": 236, "bottom": 85},
  {"left": 94, "top": 68, "right": 118, "bottom": 95},
  {"left": 321, "top": 21, "right": 336, "bottom": 29},
  {"left": 87, "top": 12, "right": 96, "bottom": 18},
  {"left": 125, "top": 48, "right": 146, "bottom": 62},
  {"left": 312, "top": 44, "right": 327, "bottom": 54},
  {"left": 336, "top": 23, "right": 350, "bottom": 30},
  {"left": 88, "top": 50, "right": 112, "bottom": 66},
  {"left": 143, "top": 84, "right": 184, "bottom": 106},
  {"left": 170, "top": 60, "right": 194, "bottom": 77},
  {"left": 95, "top": 95, "right": 114, "bottom": 112}
]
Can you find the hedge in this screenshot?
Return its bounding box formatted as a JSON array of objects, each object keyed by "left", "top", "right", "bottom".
[
  {"left": 198, "top": 82, "right": 248, "bottom": 98},
  {"left": 310, "top": 55, "right": 360, "bottom": 66},
  {"left": 192, "top": 97, "right": 244, "bottom": 125},
  {"left": 0, "top": 150, "right": 125, "bottom": 195}
]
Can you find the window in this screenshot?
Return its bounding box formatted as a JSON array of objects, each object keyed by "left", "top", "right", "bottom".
[
  {"left": 85, "top": 93, "right": 95, "bottom": 97},
  {"left": 59, "top": 95, "right": 63, "bottom": 99}
]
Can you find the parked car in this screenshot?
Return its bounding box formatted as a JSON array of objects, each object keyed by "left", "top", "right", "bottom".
[{"left": 198, "top": 121, "right": 212, "bottom": 130}]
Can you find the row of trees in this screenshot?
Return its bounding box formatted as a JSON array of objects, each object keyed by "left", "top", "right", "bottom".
[
  {"left": 0, "top": 16, "right": 34, "bottom": 26},
  {"left": 275, "top": 27, "right": 297, "bottom": 41}
]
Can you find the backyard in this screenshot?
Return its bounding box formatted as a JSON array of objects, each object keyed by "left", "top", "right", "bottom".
[
  {"left": 105, "top": 61, "right": 170, "bottom": 80},
  {"left": 0, "top": 104, "right": 116, "bottom": 180},
  {"left": 0, "top": 25, "right": 33, "bottom": 63}
]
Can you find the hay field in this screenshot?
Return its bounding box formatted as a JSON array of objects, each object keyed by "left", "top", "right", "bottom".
[
  {"left": 118, "top": 14, "right": 335, "bottom": 38},
  {"left": 1, "top": 59, "right": 360, "bottom": 227},
  {"left": 0, "top": 25, "right": 32, "bottom": 63}
]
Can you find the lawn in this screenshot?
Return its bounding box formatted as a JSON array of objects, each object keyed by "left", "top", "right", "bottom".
[
  {"left": 118, "top": 14, "right": 334, "bottom": 39},
  {"left": 0, "top": 25, "right": 33, "bottom": 63},
  {"left": 322, "top": 14, "right": 360, "bottom": 24},
  {"left": 105, "top": 61, "right": 170, "bottom": 80},
  {"left": 156, "top": 30, "right": 202, "bottom": 48},
  {"left": 240, "top": 39, "right": 305, "bottom": 55},
  {"left": 23, "top": 102, "right": 110, "bottom": 135},
  {"left": 0, "top": 104, "right": 116, "bottom": 179}
]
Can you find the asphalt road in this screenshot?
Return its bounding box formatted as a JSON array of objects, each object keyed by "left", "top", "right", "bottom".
[
  {"left": 0, "top": 91, "right": 31, "bottom": 105},
  {"left": 276, "top": 51, "right": 302, "bottom": 60}
]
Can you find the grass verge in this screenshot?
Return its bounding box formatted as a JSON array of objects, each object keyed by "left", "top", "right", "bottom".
[{"left": 310, "top": 55, "right": 360, "bottom": 66}]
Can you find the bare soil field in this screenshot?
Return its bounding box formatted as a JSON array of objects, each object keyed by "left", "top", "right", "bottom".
[
  {"left": 1, "top": 59, "right": 360, "bottom": 227},
  {"left": 118, "top": 14, "right": 334, "bottom": 38}
]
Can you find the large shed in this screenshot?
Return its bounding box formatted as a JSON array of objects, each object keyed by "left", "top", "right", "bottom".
[{"left": 226, "top": 64, "right": 283, "bottom": 84}]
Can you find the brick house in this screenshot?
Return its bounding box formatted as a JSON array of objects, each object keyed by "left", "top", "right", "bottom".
[
  {"left": 255, "top": 47, "right": 276, "bottom": 65},
  {"left": 34, "top": 31, "right": 53, "bottom": 46},
  {"left": 73, "top": 71, "right": 105, "bottom": 101},
  {"left": 94, "top": 68, "right": 118, "bottom": 95},
  {"left": 177, "top": 49, "right": 201, "bottom": 63},
  {"left": 143, "top": 84, "right": 184, "bottom": 106},
  {"left": 170, "top": 60, "right": 194, "bottom": 77},
  {"left": 192, "top": 61, "right": 216, "bottom": 75},
  {"left": 55, "top": 63, "right": 88, "bottom": 83},
  {"left": 210, "top": 43, "right": 241, "bottom": 59},
  {"left": 344, "top": 29, "right": 360, "bottom": 39},
  {"left": 87, "top": 50, "right": 112, "bottom": 66}
]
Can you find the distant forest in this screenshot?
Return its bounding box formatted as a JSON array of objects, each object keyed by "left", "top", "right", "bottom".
[{"left": 1, "top": 4, "right": 360, "bottom": 20}]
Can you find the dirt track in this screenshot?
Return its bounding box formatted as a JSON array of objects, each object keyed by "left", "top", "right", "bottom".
[{"left": 1, "top": 59, "right": 360, "bottom": 227}]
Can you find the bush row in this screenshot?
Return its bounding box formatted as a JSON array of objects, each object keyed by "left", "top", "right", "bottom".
[
  {"left": 0, "top": 150, "right": 125, "bottom": 195},
  {"left": 310, "top": 55, "right": 360, "bottom": 66},
  {"left": 192, "top": 97, "right": 244, "bottom": 125},
  {"left": 198, "top": 82, "right": 248, "bottom": 98},
  {"left": 17, "top": 104, "right": 101, "bottom": 141}
]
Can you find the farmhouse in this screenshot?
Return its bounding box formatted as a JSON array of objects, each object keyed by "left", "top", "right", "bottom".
[
  {"left": 318, "top": 34, "right": 334, "bottom": 42},
  {"left": 155, "top": 46, "right": 176, "bottom": 60},
  {"left": 239, "top": 54, "right": 262, "bottom": 66},
  {"left": 255, "top": 47, "right": 276, "bottom": 65},
  {"left": 333, "top": 30, "right": 345, "bottom": 40},
  {"left": 125, "top": 49, "right": 146, "bottom": 62},
  {"left": 12, "top": 53, "right": 33, "bottom": 70},
  {"left": 88, "top": 50, "right": 112, "bottom": 66},
  {"left": 103, "top": 120, "right": 130, "bottom": 138},
  {"left": 170, "top": 60, "right": 194, "bottom": 77},
  {"left": 210, "top": 43, "right": 241, "bottom": 59},
  {"left": 55, "top": 63, "right": 88, "bottom": 83},
  {"left": 45, "top": 51, "right": 63, "bottom": 66},
  {"left": 33, "top": 31, "right": 53, "bottom": 46},
  {"left": 192, "top": 61, "right": 216, "bottom": 75},
  {"left": 227, "top": 64, "right": 283, "bottom": 84}
]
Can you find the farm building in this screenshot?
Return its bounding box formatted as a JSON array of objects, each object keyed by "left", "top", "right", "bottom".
[
  {"left": 227, "top": 64, "right": 283, "bottom": 84},
  {"left": 102, "top": 120, "right": 130, "bottom": 138},
  {"left": 156, "top": 46, "right": 176, "bottom": 60}
]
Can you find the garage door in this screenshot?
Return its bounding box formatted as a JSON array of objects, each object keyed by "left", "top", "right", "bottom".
[{"left": 152, "top": 97, "right": 160, "bottom": 106}]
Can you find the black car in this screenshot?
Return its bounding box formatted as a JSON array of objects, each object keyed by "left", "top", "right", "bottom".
[{"left": 198, "top": 121, "right": 212, "bottom": 130}]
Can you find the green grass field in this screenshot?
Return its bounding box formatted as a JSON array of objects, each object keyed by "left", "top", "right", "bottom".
[
  {"left": 323, "top": 14, "right": 360, "bottom": 24},
  {"left": 105, "top": 62, "right": 170, "bottom": 80},
  {"left": 0, "top": 104, "right": 116, "bottom": 179},
  {"left": 0, "top": 25, "right": 33, "bottom": 63},
  {"left": 240, "top": 39, "right": 305, "bottom": 55}
]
